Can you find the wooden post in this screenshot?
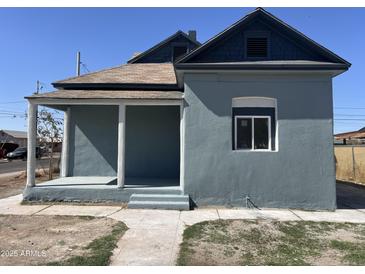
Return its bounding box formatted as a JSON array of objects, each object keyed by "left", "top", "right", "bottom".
[
  {"left": 26, "top": 102, "right": 37, "bottom": 187},
  {"left": 60, "top": 107, "right": 71, "bottom": 177},
  {"left": 352, "top": 145, "right": 356, "bottom": 183},
  {"left": 117, "top": 103, "right": 126, "bottom": 188}
]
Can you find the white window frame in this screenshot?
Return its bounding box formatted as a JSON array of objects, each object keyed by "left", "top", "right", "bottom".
[{"left": 234, "top": 115, "right": 271, "bottom": 151}]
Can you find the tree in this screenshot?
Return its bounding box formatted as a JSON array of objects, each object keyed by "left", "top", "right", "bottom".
[{"left": 37, "top": 108, "right": 63, "bottom": 180}]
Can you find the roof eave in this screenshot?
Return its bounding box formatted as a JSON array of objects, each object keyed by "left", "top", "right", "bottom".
[
  {"left": 52, "top": 83, "right": 181, "bottom": 91},
  {"left": 175, "top": 63, "right": 349, "bottom": 71}
]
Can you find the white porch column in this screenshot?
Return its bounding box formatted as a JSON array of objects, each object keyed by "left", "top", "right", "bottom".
[
  {"left": 26, "top": 102, "right": 37, "bottom": 187},
  {"left": 60, "top": 107, "right": 71, "bottom": 177},
  {"left": 117, "top": 103, "right": 126, "bottom": 188}
]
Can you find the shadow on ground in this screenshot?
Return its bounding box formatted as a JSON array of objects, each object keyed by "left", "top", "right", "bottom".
[{"left": 337, "top": 180, "right": 365, "bottom": 209}]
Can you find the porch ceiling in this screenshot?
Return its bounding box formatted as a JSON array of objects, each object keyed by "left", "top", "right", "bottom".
[{"left": 25, "top": 89, "right": 183, "bottom": 100}]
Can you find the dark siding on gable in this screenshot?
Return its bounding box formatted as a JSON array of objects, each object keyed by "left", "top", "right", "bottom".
[
  {"left": 133, "top": 35, "right": 199, "bottom": 63},
  {"left": 187, "top": 18, "right": 326, "bottom": 63}
]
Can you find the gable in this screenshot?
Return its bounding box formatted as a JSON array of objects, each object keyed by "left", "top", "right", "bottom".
[
  {"left": 187, "top": 18, "right": 325, "bottom": 63},
  {"left": 128, "top": 31, "right": 200, "bottom": 64},
  {"left": 178, "top": 8, "right": 350, "bottom": 67}
]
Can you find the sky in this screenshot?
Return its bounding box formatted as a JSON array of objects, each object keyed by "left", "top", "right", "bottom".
[{"left": 0, "top": 7, "right": 364, "bottom": 134}]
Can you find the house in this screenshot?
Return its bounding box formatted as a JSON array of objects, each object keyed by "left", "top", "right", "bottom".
[
  {"left": 0, "top": 130, "right": 28, "bottom": 158},
  {"left": 334, "top": 127, "right": 365, "bottom": 145},
  {"left": 23, "top": 8, "right": 350, "bottom": 210},
  {"left": 0, "top": 129, "right": 27, "bottom": 147}
]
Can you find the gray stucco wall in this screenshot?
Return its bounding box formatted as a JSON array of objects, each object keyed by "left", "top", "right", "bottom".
[
  {"left": 125, "top": 106, "right": 180, "bottom": 179},
  {"left": 183, "top": 73, "right": 336, "bottom": 210},
  {"left": 69, "top": 105, "right": 118, "bottom": 176}
]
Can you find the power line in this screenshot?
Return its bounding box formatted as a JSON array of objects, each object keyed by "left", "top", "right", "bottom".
[
  {"left": 334, "top": 118, "right": 365, "bottom": 121},
  {"left": 81, "top": 62, "right": 90, "bottom": 73},
  {"left": 335, "top": 114, "right": 365, "bottom": 117},
  {"left": 335, "top": 107, "right": 365, "bottom": 110},
  {"left": 0, "top": 101, "right": 24, "bottom": 104}
]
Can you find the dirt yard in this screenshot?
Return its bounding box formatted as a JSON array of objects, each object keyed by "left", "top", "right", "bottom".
[
  {"left": 0, "top": 171, "right": 58, "bottom": 199},
  {"left": 177, "top": 219, "right": 365, "bottom": 266},
  {"left": 0, "top": 215, "right": 127, "bottom": 266}
]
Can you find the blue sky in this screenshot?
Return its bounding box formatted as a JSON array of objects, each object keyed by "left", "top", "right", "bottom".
[{"left": 0, "top": 7, "right": 363, "bottom": 133}]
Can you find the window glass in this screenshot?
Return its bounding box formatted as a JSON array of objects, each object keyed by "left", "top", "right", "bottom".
[
  {"left": 254, "top": 118, "right": 269, "bottom": 149},
  {"left": 236, "top": 118, "right": 252, "bottom": 149}
]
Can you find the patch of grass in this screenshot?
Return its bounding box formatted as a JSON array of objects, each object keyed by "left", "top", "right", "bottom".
[
  {"left": 177, "top": 219, "right": 365, "bottom": 266},
  {"left": 57, "top": 240, "right": 66, "bottom": 246},
  {"left": 47, "top": 222, "right": 128, "bottom": 266},
  {"left": 330, "top": 240, "right": 365, "bottom": 265}
]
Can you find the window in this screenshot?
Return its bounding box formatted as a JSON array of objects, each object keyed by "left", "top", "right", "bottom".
[
  {"left": 172, "top": 46, "right": 187, "bottom": 61},
  {"left": 235, "top": 116, "right": 271, "bottom": 150},
  {"left": 232, "top": 97, "right": 277, "bottom": 151},
  {"left": 246, "top": 37, "right": 268, "bottom": 58}
]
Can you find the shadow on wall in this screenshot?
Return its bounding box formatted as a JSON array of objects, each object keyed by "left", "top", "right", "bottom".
[
  {"left": 68, "top": 105, "right": 118, "bottom": 176},
  {"left": 185, "top": 75, "right": 333, "bottom": 120},
  {"left": 125, "top": 105, "right": 180, "bottom": 179}
]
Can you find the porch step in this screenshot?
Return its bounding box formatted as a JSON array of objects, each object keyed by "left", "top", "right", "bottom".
[{"left": 128, "top": 194, "right": 190, "bottom": 210}]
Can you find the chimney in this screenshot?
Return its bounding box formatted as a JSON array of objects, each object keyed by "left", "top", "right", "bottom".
[{"left": 188, "top": 30, "right": 197, "bottom": 42}]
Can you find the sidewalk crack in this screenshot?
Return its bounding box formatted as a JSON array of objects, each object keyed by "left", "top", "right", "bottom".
[
  {"left": 31, "top": 204, "right": 52, "bottom": 216},
  {"left": 288, "top": 209, "right": 303, "bottom": 220}
]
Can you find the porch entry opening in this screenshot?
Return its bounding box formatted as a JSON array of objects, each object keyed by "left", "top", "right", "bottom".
[{"left": 124, "top": 105, "right": 180, "bottom": 187}]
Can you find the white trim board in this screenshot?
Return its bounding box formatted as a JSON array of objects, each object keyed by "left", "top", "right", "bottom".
[{"left": 28, "top": 98, "right": 183, "bottom": 106}]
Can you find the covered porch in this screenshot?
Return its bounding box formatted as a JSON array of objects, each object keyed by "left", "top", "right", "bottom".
[{"left": 24, "top": 90, "right": 185, "bottom": 203}]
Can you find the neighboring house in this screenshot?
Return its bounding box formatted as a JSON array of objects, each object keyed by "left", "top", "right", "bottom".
[
  {"left": 334, "top": 127, "right": 365, "bottom": 145},
  {"left": 24, "top": 8, "right": 350, "bottom": 210},
  {"left": 0, "top": 129, "right": 27, "bottom": 147},
  {"left": 0, "top": 130, "right": 27, "bottom": 158}
]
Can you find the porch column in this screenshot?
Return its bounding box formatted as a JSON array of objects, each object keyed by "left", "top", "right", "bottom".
[
  {"left": 117, "top": 103, "right": 126, "bottom": 188},
  {"left": 26, "top": 102, "right": 37, "bottom": 187},
  {"left": 60, "top": 107, "right": 71, "bottom": 177}
]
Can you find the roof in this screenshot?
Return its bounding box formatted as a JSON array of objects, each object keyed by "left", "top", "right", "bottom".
[
  {"left": 335, "top": 127, "right": 365, "bottom": 139},
  {"left": 53, "top": 63, "right": 178, "bottom": 88},
  {"left": 176, "top": 8, "right": 351, "bottom": 69},
  {"left": 0, "top": 130, "right": 27, "bottom": 139},
  {"left": 26, "top": 90, "right": 183, "bottom": 100},
  {"left": 127, "top": 30, "right": 201, "bottom": 64}
]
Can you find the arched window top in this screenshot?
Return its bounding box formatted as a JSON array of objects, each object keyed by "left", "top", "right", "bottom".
[{"left": 232, "top": 97, "right": 276, "bottom": 108}]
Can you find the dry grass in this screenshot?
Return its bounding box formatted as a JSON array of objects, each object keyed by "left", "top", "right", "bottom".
[
  {"left": 177, "top": 219, "right": 365, "bottom": 266},
  {"left": 0, "top": 170, "right": 59, "bottom": 199},
  {"left": 0, "top": 215, "right": 127, "bottom": 266}
]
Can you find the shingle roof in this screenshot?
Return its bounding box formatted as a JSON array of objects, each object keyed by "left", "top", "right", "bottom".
[
  {"left": 0, "top": 130, "right": 27, "bottom": 139},
  {"left": 26, "top": 90, "right": 183, "bottom": 100},
  {"left": 335, "top": 127, "right": 365, "bottom": 139},
  {"left": 53, "top": 63, "right": 177, "bottom": 86}
]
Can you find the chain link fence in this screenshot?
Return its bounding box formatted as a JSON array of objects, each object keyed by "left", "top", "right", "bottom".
[{"left": 335, "top": 145, "right": 365, "bottom": 185}]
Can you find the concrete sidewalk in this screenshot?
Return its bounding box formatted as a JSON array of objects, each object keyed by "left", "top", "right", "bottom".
[{"left": 1, "top": 194, "right": 365, "bottom": 265}]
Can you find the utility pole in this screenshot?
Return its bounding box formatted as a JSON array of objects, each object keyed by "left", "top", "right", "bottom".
[
  {"left": 35, "top": 80, "right": 40, "bottom": 94},
  {"left": 76, "top": 51, "right": 81, "bottom": 76}
]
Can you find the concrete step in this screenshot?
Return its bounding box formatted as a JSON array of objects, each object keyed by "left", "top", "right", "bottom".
[{"left": 128, "top": 194, "right": 190, "bottom": 210}]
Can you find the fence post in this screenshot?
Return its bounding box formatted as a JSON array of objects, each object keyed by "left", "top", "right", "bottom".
[{"left": 351, "top": 145, "right": 356, "bottom": 183}]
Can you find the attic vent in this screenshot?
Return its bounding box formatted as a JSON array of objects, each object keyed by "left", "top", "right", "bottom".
[{"left": 246, "top": 37, "right": 268, "bottom": 58}]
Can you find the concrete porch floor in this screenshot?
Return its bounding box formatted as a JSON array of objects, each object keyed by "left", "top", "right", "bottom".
[
  {"left": 23, "top": 176, "right": 182, "bottom": 202},
  {"left": 37, "top": 176, "right": 179, "bottom": 188}
]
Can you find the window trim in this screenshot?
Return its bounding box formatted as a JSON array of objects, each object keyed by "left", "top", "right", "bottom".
[{"left": 234, "top": 115, "right": 271, "bottom": 151}]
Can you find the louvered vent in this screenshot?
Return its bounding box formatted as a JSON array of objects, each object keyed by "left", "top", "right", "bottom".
[{"left": 246, "top": 37, "right": 268, "bottom": 58}]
